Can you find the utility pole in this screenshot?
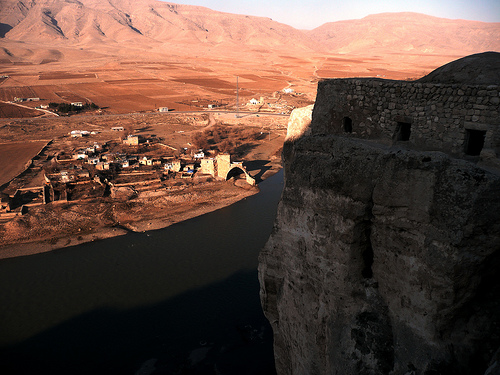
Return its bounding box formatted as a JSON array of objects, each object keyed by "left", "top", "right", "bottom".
[{"left": 236, "top": 76, "right": 239, "bottom": 118}]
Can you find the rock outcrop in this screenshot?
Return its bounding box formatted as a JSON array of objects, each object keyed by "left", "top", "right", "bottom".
[
  {"left": 259, "top": 55, "right": 500, "bottom": 375},
  {"left": 286, "top": 104, "right": 314, "bottom": 142},
  {"left": 417, "top": 52, "right": 500, "bottom": 86}
]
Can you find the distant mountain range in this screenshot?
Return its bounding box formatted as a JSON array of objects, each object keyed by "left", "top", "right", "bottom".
[
  {"left": 308, "top": 12, "right": 500, "bottom": 55},
  {"left": 0, "top": 0, "right": 499, "bottom": 63}
]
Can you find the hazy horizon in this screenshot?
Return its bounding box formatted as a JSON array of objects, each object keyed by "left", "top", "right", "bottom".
[{"left": 165, "top": 0, "right": 500, "bottom": 29}]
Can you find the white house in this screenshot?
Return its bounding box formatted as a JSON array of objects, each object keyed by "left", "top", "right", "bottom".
[
  {"left": 140, "top": 156, "right": 154, "bottom": 166},
  {"left": 73, "top": 151, "right": 88, "bottom": 160},
  {"left": 70, "top": 130, "right": 90, "bottom": 137},
  {"left": 194, "top": 150, "right": 205, "bottom": 159}
]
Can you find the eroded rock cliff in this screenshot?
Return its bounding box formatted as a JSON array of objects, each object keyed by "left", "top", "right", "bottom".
[{"left": 259, "top": 56, "right": 500, "bottom": 375}]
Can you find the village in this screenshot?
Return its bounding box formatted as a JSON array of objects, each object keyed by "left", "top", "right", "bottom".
[
  {"left": 0, "top": 67, "right": 307, "bottom": 253},
  {"left": 1, "top": 127, "right": 256, "bottom": 221},
  {"left": 0, "top": 108, "right": 287, "bottom": 253},
  {"left": 0, "top": 85, "right": 314, "bottom": 227}
]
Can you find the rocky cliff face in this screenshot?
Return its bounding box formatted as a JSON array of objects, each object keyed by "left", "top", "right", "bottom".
[{"left": 259, "top": 73, "right": 500, "bottom": 373}]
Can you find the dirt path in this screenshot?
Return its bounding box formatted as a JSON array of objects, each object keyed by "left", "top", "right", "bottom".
[{"left": 0, "top": 100, "right": 58, "bottom": 117}]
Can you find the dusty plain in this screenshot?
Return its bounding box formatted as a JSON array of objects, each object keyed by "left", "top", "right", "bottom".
[{"left": 0, "top": 52, "right": 456, "bottom": 116}]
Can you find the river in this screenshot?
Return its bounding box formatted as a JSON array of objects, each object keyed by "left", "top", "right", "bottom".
[{"left": 0, "top": 170, "right": 283, "bottom": 375}]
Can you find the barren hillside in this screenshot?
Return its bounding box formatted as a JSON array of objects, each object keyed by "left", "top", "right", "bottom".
[
  {"left": 307, "top": 12, "right": 500, "bottom": 55},
  {"left": 0, "top": 0, "right": 498, "bottom": 64},
  {"left": 0, "top": 0, "right": 318, "bottom": 63}
]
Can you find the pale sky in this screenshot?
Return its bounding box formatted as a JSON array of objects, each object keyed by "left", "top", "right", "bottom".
[{"left": 165, "top": 0, "right": 500, "bottom": 29}]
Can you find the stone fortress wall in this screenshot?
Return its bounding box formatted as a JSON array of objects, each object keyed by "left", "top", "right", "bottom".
[{"left": 313, "top": 78, "right": 500, "bottom": 158}]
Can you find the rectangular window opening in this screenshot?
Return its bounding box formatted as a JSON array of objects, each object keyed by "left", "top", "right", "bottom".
[
  {"left": 465, "top": 129, "right": 486, "bottom": 156},
  {"left": 395, "top": 122, "right": 411, "bottom": 141},
  {"left": 343, "top": 117, "right": 353, "bottom": 133}
]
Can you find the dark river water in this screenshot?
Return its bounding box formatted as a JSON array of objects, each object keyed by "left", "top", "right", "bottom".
[{"left": 0, "top": 170, "right": 283, "bottom": 375}]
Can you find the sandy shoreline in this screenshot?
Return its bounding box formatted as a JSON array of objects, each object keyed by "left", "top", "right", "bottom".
[
  {"left": 0, "top": 182, "right": 260, "bottom": 260},
  {"left": 0, "top": 226, "right": 129, "bottom": 260}
]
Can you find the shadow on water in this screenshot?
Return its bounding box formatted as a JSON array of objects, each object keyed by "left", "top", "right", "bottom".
[
  {"left": 245, "top": 160, "right": 273, "bottom": 183},
  {"left": 0, "top": 170, "right": 284, "bottom": 375},
  {"left": 0, "top": 270, "right": 275, "bottom": 375}
]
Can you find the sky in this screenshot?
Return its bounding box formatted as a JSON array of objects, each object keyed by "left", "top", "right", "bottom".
[{"left": 165, "top": 0, "right": 500, "bottom": 29}]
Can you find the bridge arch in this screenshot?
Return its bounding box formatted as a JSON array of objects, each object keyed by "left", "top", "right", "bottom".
[
  {"left": 225, "top": 166, "right": 256, "bottom": 186},
  {"left": 226, "top": 166, "right": 246, "bottom": 180}
]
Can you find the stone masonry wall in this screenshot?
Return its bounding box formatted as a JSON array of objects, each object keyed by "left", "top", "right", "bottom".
[
  {"left": 216, "top": 154, "right": 231, "bottom": 179},
  {"left": 200, "top": 158, "right": 215, "bottom": 175},
  {"left": 312, "top": 79, "right": 500, "bottom": 156}
]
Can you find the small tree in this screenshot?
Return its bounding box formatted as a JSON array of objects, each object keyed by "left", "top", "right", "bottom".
[
  {"left": 192, "top": 132, "right": 209, "bottom": 150},
  {"left": 219, "top": 139, "right": 233, "bottom": 153}
]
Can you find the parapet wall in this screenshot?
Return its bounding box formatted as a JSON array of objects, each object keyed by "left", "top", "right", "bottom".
[{"left": 312, "top": 78, "right": 500, "bottom": 156}]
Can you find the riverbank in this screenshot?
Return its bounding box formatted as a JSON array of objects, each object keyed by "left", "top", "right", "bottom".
[{"left": 0, "top": 177, "right": 266, "bottom": 260}]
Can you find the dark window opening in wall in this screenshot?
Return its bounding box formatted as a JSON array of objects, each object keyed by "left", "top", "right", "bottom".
[
  {"left": 362, "top": 243, "right": 374, "bottom": 279},
  {"left": 395, "top": 122, "right": 411, "bottom": 141},
  {"left": 343, "top": 117, "right": 353, "bottom": 133},
  {"left": 362, "top": 224, "right": 373, "bottom": 279},
  {"left": 465, "top": 129, "right": 486, "bottom": 156}
]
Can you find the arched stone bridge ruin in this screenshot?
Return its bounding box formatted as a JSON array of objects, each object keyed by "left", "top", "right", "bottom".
[
  {"left": 200, "top": 153, "right": 255, "bottom": 185},
  {"left": 225, "top": 163, "right": 255, "bottom": 185}
]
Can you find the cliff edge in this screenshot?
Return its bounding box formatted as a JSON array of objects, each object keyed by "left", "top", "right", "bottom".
[{"left": 259, "top": 53, "right": 500, "bottom": 375}]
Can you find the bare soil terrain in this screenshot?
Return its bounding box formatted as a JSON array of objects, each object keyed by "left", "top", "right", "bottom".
[
  {"left": 0, "top": 57, "right": 318, "bottom": 115},
  {"left": 0, "top": 180, "right": 259, "bottom": 259},
  {"left": 0, "top": 101, "right": 44, "bottom": 118},
  {"left": 0, "top": 52, "right": 461, "bottom": 116},
  {"left": 1, "top": 2, "right": 496, "bottom": 117}
]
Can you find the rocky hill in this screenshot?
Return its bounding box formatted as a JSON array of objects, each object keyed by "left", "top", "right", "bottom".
[
  {"left": 417, "top": 51, "right": 500, "bottom": 85},
  {"left": 259, "top": 54, "right": 500, "bottom": 374},
  {"left": 307, "top": 12, "right": 500, "bottom": 55},
  {"left": 0, "top": 0, "right": 318, "bottom": 62},
  {"left": 0, "top": 0, "right": 498, "bottom": 63}
]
